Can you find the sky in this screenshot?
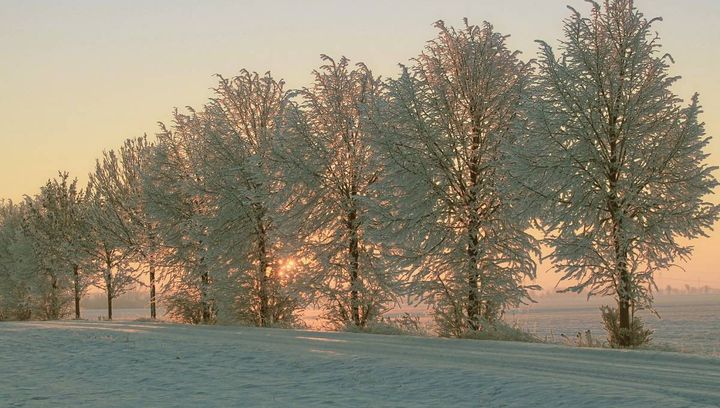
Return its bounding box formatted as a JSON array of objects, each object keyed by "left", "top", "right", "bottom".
[{"left": 1, "top": 0, "right": 718, "bottom": 290}]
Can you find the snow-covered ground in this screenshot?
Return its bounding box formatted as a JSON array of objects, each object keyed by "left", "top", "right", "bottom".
[
  {"left": 1, "top": 321, "right": 719, "bottom": 407},
  {"left": 505, "top": 293, "right": 720, "bottom": 356}
]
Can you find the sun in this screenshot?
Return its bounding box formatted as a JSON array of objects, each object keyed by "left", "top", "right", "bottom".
[{"left": 277, "top": 258, "right": 297, "bottom": 279}]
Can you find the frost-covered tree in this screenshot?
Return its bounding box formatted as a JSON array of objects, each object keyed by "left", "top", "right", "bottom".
[
  {"left": 383, "top": 20, "right": 539, "bottom": 336},
  {"left": 87, "top": 153, "right": 141, "bottom": 320},
  {"left": 0, "top": 201, "right": 36, "bottom": 320},
  {"left": 521, "top": 0, "right": 719, "bottom": 346},
  {"left": 98, "top": 136, "right": 163, "bottom": 319},
  {"left": 145, "top": 114, "right": 217, "bottom": 324},
  {"left": 22, "top": 174, "right": 91, "bottom": 319},
  {"left": 282, "top": 56, "right": 399, "bottom": 328},
  {"left": 24, "top": 173, "right": 92, "bottom": 319},
  {"left": 123, "top": 136, "right": 165, "bottom": 320},
  {"left": 196, "top": 70, "right": 302, "bottom": 327}
]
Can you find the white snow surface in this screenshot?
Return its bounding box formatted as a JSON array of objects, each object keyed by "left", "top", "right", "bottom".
[{"left": 1, "top": 321, "right": 719, "bottom": 407}]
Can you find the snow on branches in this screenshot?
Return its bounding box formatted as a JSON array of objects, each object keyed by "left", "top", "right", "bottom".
[
  {"left": 382, "top": 20, "right": 540, "bottom": 336},
  {"left": 519, "top": 0, "right": 719, "bottom": 345}
]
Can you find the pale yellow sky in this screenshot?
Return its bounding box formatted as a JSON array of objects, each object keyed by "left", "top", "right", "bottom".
[{"left": 1, "top": 0, "right": 718, "bottom": 289}]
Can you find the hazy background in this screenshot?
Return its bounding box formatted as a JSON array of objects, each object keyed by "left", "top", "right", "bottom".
[{"left": 1, "top": 0, "right": 718, "bottom": 289}]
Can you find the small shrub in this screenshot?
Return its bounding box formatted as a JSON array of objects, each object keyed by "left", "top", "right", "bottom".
[
  {"left": 165, "top": 294, "right": 216, "bottom": 324},
  {"left": 344, "top": 313, "right": 427, "bottom": 336},
  {"left": 0, "top": 299, "right": 33, "bottom": 321},
  {"left": 600, "top": 305, "right": 653, "bottom": 348},
  {"left": 560, "top": 330, "right": 603, "bottom": 348},
  {"left": 458, "top": 319, "right": 541, "bottom": 343}
]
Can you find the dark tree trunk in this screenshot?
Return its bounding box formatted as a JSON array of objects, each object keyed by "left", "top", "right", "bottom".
[
  {"left": 149, "top": 265, "right": 156, "bottom": 319},
  {"left": 107, "top": 292, "right": 113, "bottom": 321},
  {"left": 200, "top": 268, "right": 211, "bottom": 323},
  {"left": 106, "top": 263, "right": 113, "bottom": 321},
  {"left": 612, "top": 222, "right": 632, "bottom": 346},
  {"left": 607, "top": 100, "right": 633, "bottom": 346},
  {"left": 257, "top": 219, "right": 270, "bottom": 327},
  {"left": 466, "top": 123, "right": 483, "bottom": 331},
  {"left": 73, "top": 264, "right": 81, "bottom": 319},
  {"left": 107, "top": 286, "right": 112, "bottom": 320},
  {"left": 617, "top": 263, "right": 632, "bottom": 346},
  {"left": 609, "top": 169, "right": 631, "bottom": 346},
  {"left": 348, "top": 207, "right": 361, "bottom": 327},
  {"left": 49, "top": 271, "right": 60, "bottom": 320},
  {"left": 466, "top": 226, "right": 481, "bottom": 331}
]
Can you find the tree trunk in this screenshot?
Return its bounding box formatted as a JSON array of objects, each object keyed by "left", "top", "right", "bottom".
[
  {"left": 257, "top": 219, "right": 270, "bottom": 327},
  {"left": 611, "top": 194, "right": 631, "bottom": 346},
  {"left": 611, "top": 227, "right": 632, "bottom": 346},
  {"left": 48, "top": 271, "right": 60, "bottom": 320},
  {"left": 149, "top": 265, "right": 156, "bottom": 319},
  {"left": 107, "top": 291, "right": 113, "bottom": 321},
  {"left": 200, "top": 268, "right": 211, "bottom": 323},
  {"left": 466, "top": 123, "right": 483, "bottom": 331},
  {"left": 608, "top": 102, "right": 632, "bottom": 346},
  {"left": 348, "top": 207, "right": 361, "bottom": 327},
  {"left": 106, "top": 263, "right": 113, "bottom": 321},
  {"left": 73, "top": 264, "right": 81, "bottom": 319},
  {"left": 617, "top": 265, "right": 632, "bottom": 345},
  {"left": 608, "top": 168, "right": 632, "bottom": 347},
  {"left": 466, "top": 226, "right": 481, "bottom": 331}
]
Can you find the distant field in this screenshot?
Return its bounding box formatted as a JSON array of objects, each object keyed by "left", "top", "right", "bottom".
[
  {"left": 506, "top": 293, "right": 720, "bottom": 356},
  {"left": 85, "top": 293, "right": 720, "bottom": 356},
  {"left": 1, "top": 320, "right": 719, "bottom": 407}
]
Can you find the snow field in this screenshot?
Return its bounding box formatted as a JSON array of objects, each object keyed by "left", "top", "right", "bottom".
[{"left": 1, "top": 321, "right": 719, "bottom": 407}]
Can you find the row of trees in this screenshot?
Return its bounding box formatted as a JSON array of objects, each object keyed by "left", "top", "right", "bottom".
[{"left": 1, "top": 0, "right": 717, "bottom": 346}]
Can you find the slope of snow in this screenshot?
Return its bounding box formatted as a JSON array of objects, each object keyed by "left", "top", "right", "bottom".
[{"left": 1, "top": 321, "right": 719, "bottom": 407}]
